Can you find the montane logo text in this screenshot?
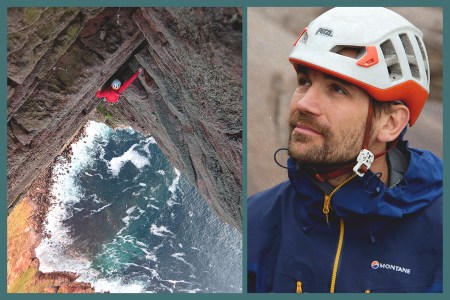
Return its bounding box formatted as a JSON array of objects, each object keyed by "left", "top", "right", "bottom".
[{"left": 371, "top": 261, "right": 411, "bottom": 274}]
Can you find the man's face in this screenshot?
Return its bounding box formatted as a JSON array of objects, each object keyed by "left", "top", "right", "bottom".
[{"left": 288, "top": 66, "right": 371, "bottom": 169}]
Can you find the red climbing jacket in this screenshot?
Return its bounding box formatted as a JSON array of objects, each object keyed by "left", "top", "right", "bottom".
[{"left": 96, "top": 70, "right": 141, "bottom": 103}]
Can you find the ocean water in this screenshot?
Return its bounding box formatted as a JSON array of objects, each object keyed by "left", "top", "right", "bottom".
[{"left": 35, "top": 121, "right": 242, "bottom": 293}]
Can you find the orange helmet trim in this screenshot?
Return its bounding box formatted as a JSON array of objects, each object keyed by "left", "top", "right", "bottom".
[
  {"left": 293, "top": 27, "right": 308, "bottom": 46},
  {"left": 357, "top": 46, "right": 379, "bottom": 68},
  {"left": 289, "top": 58, "right": 428, "bottom": 126}
]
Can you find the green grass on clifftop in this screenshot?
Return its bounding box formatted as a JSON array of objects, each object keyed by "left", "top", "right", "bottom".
[{"left": 96, "top": 102, "right": 116, "bottom": 127}]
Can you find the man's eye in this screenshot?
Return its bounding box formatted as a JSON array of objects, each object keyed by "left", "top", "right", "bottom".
[
  {"left": 332, "top": 84, "right": 346, "bottom": 95},
  {"left": 298, "top": 78, "right": 311, "bottom": 86}
]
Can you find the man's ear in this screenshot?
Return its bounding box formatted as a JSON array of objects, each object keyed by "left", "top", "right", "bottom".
[{"left": 377, "top": 104, "right": 410, "bottom": 143}]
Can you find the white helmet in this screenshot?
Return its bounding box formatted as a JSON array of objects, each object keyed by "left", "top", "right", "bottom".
[
  {"left": 111, "top": 79, "right": 121, "bottom": 90},
  {"left": 289, "top": 7, "right": 430, "bottom": 126}
]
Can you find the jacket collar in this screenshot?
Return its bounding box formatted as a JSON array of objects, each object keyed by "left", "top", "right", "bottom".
[{"left": 287, "top": 140, "right": 442, "bottom": 234}]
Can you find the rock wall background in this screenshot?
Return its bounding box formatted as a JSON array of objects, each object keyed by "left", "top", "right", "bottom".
[
  {"left": 7, "top": 7, "right": 242, "bottom": 229},
  {"left": 247, "top": 7, "right": 442, "bottom": 196}
]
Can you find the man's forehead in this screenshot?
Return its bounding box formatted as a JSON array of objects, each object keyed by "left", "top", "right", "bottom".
[{"left": 295, "top": 64, "right": 358, "bottom": 90}]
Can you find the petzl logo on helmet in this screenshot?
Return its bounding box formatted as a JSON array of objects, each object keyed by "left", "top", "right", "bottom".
[
  {"left": 371, "top": 261, "right": 380, "bottom": 269},
  {"left": 316, "top": 27, "right": 333, "bottom": 37}
]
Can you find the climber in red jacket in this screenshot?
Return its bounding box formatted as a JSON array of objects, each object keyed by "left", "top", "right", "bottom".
[{"left": 96, "top": 67, "right": 143, "bottom": 103}]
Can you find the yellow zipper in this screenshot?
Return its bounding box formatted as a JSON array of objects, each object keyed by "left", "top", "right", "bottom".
[
  {"left": 330, "top": 218, "right": 345, "bottom": 293},
  {"left": 296, "top": 281, "right": 303, "bottom": 293},
  {"left": 322, "top": 173, "right": 358, "bottom": 224},
  {"left": 323, "top": 173, "right": 357, "bottom": 293}
]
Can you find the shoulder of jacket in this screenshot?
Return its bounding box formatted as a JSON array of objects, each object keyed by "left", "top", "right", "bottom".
[
  {"left": 407, "top": 146, "right": 442, "bottom": 167},
  {"left": 401, "top": 192, "right": 442, "bottom": 244},
  {"left": 418, "top": 193, "right": 442, "bottom": 222},
  {"left": 248, "top": 181, "right": 294, "bottom": 220},
  {"left": 248, "top": 181, "right": 292, "bottom": 204}
]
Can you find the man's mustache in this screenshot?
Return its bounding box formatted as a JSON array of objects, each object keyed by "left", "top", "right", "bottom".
[{"left": 289, "top": 112, "right": 329, "bottom": 136}]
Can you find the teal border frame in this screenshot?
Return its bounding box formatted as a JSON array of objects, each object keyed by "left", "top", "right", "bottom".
[
  {"left": 1, "top": 0, "right": 447, "bottom": 299},
  {"left": 242, "top": 4, "right": 248, "bottom": 294}
]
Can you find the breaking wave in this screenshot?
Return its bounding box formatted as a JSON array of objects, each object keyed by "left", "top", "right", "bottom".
[{"left": 35, "top": 121, "right": 242, "bottom": 293}]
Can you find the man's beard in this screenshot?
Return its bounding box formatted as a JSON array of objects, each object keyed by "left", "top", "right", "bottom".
[{"left": 288, "top": 111, "right": 363, "bottom": 169}]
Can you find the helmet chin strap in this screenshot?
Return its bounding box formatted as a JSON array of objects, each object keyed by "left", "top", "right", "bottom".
[{"left": 314, "top": 99, "right": 398, "bottom": 182}]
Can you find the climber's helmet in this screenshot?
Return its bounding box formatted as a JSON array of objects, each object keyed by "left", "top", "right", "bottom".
[
  {"left": 111, "top": 79, "right": 121, "bottom": 90},
  {"left": 288, "top": 7, "right": 431, "bottom": 178},
  {"left": 288, "top": 7, "right": 430, "bottom": 126}
]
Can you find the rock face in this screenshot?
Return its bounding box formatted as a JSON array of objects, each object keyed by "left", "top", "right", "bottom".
[
  {"left": 7, "top": 8, "right": 242, "bottom": 229},
  {"left": 7, "top": 192, "right": 94, "bottom": 293}
]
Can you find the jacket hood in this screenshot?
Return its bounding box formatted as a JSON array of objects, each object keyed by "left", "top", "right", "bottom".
[{"left": 287, "top": 140, "right": 442, "bottom": 234}]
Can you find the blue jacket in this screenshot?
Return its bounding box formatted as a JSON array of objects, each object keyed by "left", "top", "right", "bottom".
[{"left": 248, "top": 142, "right": 442, "bottom": 293}]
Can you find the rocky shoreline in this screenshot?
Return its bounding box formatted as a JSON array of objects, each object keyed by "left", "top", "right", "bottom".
[
  {"left": 7, "top": 125, "right": 96, "bottom": 293},
  {"left": 7, "top": 109, "right": 150, "bottom": 293}
]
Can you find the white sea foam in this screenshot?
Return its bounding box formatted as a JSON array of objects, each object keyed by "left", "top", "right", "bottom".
[
  {"left": 147, "top": 204, "right": 160, "bottom": 210},
  {"left": 117, "top": 206, "right": 145, "bottom": 236},
  {"left": 36, "top": 121, "right": 111, "bottom": 274},
  {"left": 34, "top": 121, "right": 154, "bottom": 294},
  {"left": 93, "top": 203, "right": 112, "bottom": 213},
  {"left": 171, "top": 252, "right": 185, "bottom": 259},
  {"left": 168, "top": 168, "right": 181, "bottom": 194},
  {"left": 109, "top": 144, "right": 150, "bottom": 177},
  {"left": 81, "top": 202, "right": 112, "bottom": 221},
  {"left": 35, "top": 120, "right": 242, "bottom": 293},
  {"left": 150, "top": 224, "right": 174, "bottom": 237},
  {"left": 179, "top": 287, "right": 202, "bottom": 293},
  {"left": 166, "top": 168, "right": 181, "bottom": 207},
  {"left": 167, "top": 199, "right": 180, "bottom": 207},
  {"left": 121, "top": 183, "right": 147, "bottom": 194},
  {"left": 87, "top": 277, "right": 145, "bottom": 293},
  {"left": 71, "top": 121, "right": 112, "bottom": 174},
  {"left": 171, "top": 252, "right": 194, "bottom": 269},
  {"left": 126, "top": 206, "right": 137, "bottom": 214},
  {"left": 91, "top": 194, "right": 103, "bottom": 204},
  {"left": 146, "top": 253, "right": 158, "bottom": 262},
  {"left": 154, "top": 244, "right": 164, "bottom": 251},
  {"left": 146, "top": 136, "right": 157, "bottom": 144},
  {"left": 162, "top": 279, "right": 192, "bottom": 286}
]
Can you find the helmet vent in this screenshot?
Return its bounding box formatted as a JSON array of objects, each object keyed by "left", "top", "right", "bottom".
[
  {"left": 299, "top": 31, "right": 308, "bottom": 44},
  {"left": 415, "top": 35, "right": 429, "bottom": 83},
  {"left": 399, "top": 34, "right": 420, "bottom": 80},
  {"left": 380, "top": 39, "right": 402, "bottom": 81},
  {"left": 330, "top": 46, "right": 366, "bottom": 59}
]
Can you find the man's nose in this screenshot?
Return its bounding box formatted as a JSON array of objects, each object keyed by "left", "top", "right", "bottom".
[{"left": 296, "top": 84, "right": 322, "bottom": 116}]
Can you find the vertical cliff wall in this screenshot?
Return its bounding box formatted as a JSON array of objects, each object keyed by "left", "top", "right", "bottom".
[{"left": 7, "top": 7, "right": 242, "bottom": 229}]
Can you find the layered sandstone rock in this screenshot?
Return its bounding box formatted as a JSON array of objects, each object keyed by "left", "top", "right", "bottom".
[{"left": 7, "top": 8, "right": 242, "bottom": 230}]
